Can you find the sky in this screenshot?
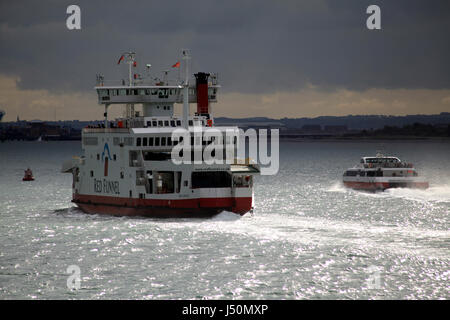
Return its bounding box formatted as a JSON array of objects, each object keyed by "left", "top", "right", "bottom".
[{"left": 0, "top": 0, "right": 449, "bottom": 121}]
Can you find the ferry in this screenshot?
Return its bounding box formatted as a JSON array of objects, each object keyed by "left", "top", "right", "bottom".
[
  {"left": 342, "top": 153, "right": 429, "bottom": 191},
  {"left": 62, "top": 51, "right": 259, "bottom": 217}
]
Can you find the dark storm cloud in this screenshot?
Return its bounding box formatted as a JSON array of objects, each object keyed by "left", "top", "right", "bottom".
[{"left": 0, "top": 0, "right": 449, "bottom": 94}]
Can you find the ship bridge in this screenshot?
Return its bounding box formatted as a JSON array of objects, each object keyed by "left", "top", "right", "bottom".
[{"left": 95, "top": 51, "right": 220, "bottom": 128}]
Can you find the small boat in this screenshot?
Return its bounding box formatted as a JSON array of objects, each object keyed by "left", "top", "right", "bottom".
[
  {"left": 343, "top": 153, "right": 429, "bottom": 191},
  {"left": 22, "top": 168, "right": 35, "bottom": 181}
]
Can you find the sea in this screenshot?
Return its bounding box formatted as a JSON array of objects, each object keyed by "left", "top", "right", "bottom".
[{"left": 0, "top": 140, "right": 449, "bottom": 299}]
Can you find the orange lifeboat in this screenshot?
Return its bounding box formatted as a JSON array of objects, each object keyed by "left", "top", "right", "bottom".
[{"left": 22, "top": 168, "right": 35, "bottom": 181}]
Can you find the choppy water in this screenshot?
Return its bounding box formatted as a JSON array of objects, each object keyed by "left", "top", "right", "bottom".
[{"left": 0, "top": 140, "right": 449, "bottom": 299}]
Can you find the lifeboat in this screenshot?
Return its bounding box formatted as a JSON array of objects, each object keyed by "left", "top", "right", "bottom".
[{"left": 22, "top": 168, "right": 35, "bottom": 181}]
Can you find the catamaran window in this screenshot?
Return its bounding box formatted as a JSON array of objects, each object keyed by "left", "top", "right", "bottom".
[
  {"left": 152, "top": 120, "right": 157, "bottom": 127},
  {"left": 137, "top": 137, "right": 141, "bottom": 146},
  {"left": 161, "top": 137, "right": 166, "bottom": 146},
  {"left": 192, "top": 171, "right": 232, "bottom": 189},
  {"left": 176, "top": 120, "right": 181, "bottom": 126},
  {"left": 164, "top": 120, "right": 169, "bottom": 126},
  {"left": 155, "top": 137, "right": 160, "bottom": 146},
  {"left": 170, "top": 120, "right": 175, "bottom": 127},
  {"left": 143, "top": 137, "right": 148, "bottom": 146},
  {"left": 158, "top": 121, "right": 163, "bottom": 127},
  {"left": 149, "top": 137, "right": 154, "bottom": 146}
]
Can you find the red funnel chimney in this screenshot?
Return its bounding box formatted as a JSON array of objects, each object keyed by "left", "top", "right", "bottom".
[{"left": 194, "top": 72, "right": 210, "bottom": 116}]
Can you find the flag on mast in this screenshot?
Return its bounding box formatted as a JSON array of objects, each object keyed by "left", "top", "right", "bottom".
[{"left": 172, "top": 61, "right": 180, "bottom": 68}]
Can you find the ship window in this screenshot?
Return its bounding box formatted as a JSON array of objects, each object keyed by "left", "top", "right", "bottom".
[
  {"left": 167, "top": 137, "right": 172, "bottom": 146},
  {"left": 119, "top": 89, "right": 126, "bottom": 95},
  {"left": 345, "top": 170, "right": 358, "bottom": 176},
  {"left": 164, "top": 120, "right": 169, "bottom": 127},
  {"left": 156, "top": 171, "right": 174, "bottom": 194},
  {"left": 120, "top": 171, "right": 124, "bottom": 179},
  {"left": 192, "top": 172, "right": 232, "bottom": 189},
  {"left": 149, "top": 137, "right": 154, "bottom": 146},
  {"left": 137, "top": 137, "right": 141, "bottom": 146},
  {"left": 176, "top": 120, "right": 181, "bottom": 126},
  {"left": 152, "top": 120, "right": 157, "bottom": 127},
  {"left": 145, "top": 89, "right": 151, "bottom": 95},
  {"left": 147, "top": 121, "right": 151, "bottom": 127},
  {"left": 133, "top": 89, "right": 138, "bottom": 95},
  {"left": 143, "top": 137, "right": 147, "bottom": 146},
  {"left": 170, "top": 120, "right": 175, "bottom": 127},
  {"left": 161, "top": 137, "right": 166, "bottom": 146},
  {"left": 90, "top": 170, "right": 94, "bottom": 177},
  {"left": 155, "top": 137, "right": 160, "bottom": 146},
  {"left": 367, "top": 171, "right": 375, "bottom": 177},
  {"left": 167, "top": 106, "right": 171, "bottom": 110},
  {"left": 151, "top": 89, "right": 157, "bottom": 95},
  {"left": 97, "top": 154, "right": 100, "bottom": 160},
  {"left": 142, "top": 152, "right": 171, "bottom": 161},
  {"left": 158, "top": 121, "right": 163, "bottom": 127},
  {"left": 146, "top": 170, "right": 153, "bottom": 194},
  {"left": 113, "top": 154, "right": 117, "bottom": 161},
  {"left": 138, "top": 89, "right": 145, "bottom": 95},
  {"left": 189, "top": 120, "right": 193, "bottom": 126}
]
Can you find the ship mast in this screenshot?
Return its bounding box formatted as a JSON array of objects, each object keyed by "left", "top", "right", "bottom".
[
  {"left": 124, "top": 52, "right": 136, "bottom": 118},
  {"left": 182, "top": 49, "right": 190, "bottom": 129}
]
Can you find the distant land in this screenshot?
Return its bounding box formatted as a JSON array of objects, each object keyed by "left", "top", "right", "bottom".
[
  {"left": 1, "top": 113, "right": 449, "bottom": 141},
  {"left": 214, "top": 112, "right": 450, "bottom": 130}
]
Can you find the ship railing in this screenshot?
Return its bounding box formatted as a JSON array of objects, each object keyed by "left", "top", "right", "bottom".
[
  {"left": 96, "top": 79, "right": 185, "bottom": 87},
  {"left": 83, "top": 127, "right": 130, "bottom": 134}
]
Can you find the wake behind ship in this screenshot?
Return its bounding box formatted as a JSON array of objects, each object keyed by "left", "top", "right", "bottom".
[{"left": 62, "top": 51, "right": 259, "bottom": 217}]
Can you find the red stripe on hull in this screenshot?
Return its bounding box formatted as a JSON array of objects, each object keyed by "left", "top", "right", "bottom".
[
  {"left": 73, "top": 194, "right": 252, "bottom": 218},
  {"left": 343, "top": 181, "right": 429, "bottom": 191}
]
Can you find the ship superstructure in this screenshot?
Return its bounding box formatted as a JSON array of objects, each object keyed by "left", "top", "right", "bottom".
[
  {"left": 342, "top": 153, "right": 429, "bottom": 191},
  {"left": 62, "top": 51, "right": 259, "bottom": 217}
]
